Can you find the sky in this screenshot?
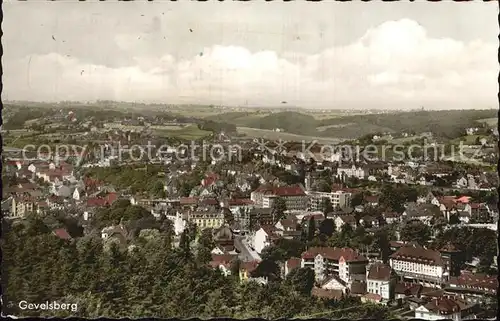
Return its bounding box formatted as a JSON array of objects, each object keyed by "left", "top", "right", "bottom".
[{"left": 3, "top": 1, "right": 499, "bottom": 109}]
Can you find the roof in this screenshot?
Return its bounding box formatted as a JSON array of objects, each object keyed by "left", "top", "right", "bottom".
[
  {"left": 211, "top": 254, "right": 237, "bottom": 264},
  {"left": 180, "top": 197, "right": 198, "bottom": 205},
  {"left": 286, "top": 257, "right": 301, "bottom": 271},
  {"left": 456, "top": 196, "right": 471, "bottom": 203},
  {"left": 367, "top": 263, "right": 392, "bottom": 281},
  {"left": 254, "top": 184, "right": 306, "bottom": 197},
  {"left": 228, "top": 198, "right": 254, "bottom": 206},
  {"left": 240, "top": 260, "right": 260, "bottom": 273},
  {"left": 420, "top": 287, "right": 445, "bottom": 298},
  {"left": 311, "top": 288, "right": 343, "bottom": 300},
  {"left": 349, "top": 281, "right": 366, "bottom": 295},
  {"left": 364, "top": 195, "right": 380, "bottom": 203},
  {"left": 390, "top": 243, "right": 443, "bottom": 266},
  {"left": 302, "top": 247, "right": 368, "bottom": 262},
  {"left": 384, "top": 211, "right": 402, "bottom": 218},
  {"left": 363, "top": 293, "right": 382, "bottom": 302},
  {"left": 335, "top": 214, "right": 357, "bottom": 224},
  {"left": 404, "top": 203, "right": 441, "bottom": 218},
  {"left": 86, "top": 197, "right": 109, "bottom": 207},
  {"left": 439, "top": 242, "right": 461, "bottom": 253},
  {"left": 448, "top": 271, "right": 498, "bottom": 292},
  {"left": 200, "top": 198, "right": 218, "bottom": 206},
  {"left": 279, "top": 215, "right": 298, "bottom": 229},
  {"left": 389, "top": 241, "right": 406, "bottom": 248},
  {"left": 53, "top": 228, "right": 72, "bottom": 240},
  {"left": 395, "top": 282, "right": 422, "bottom": 296},
  {"left": 423, "top": 298, "right": 461, "bottom": 314}
]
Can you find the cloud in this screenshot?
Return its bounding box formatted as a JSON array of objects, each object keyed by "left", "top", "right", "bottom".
[{"left": 4, "top": 19, "right": 497, "bottom": 108}]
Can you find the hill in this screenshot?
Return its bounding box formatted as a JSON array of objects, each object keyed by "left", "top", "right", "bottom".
[
  {"left": 317, "top": 109, "right": 497, "bottom": 140},
  {"left": 244, "top": 111, "right": 318, "bottom": 135}
]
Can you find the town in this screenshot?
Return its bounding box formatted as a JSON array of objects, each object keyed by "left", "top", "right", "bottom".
[{"left": 2, "top": 104, "right": 498, "bottom": 319}]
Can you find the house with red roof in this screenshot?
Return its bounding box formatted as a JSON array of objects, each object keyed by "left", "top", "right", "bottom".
[
  {"left": 415, "top": 297, "right": 475, "bottom": 321},
  {"left": 301, "top": 246, "right": 368, "bottom": 283},
  {"left": 284, "top": 257, "right": 301, "bottom": 277},
  {"left": 86, "top": 191, "right": 117, "bottom": 208},
  {"left": 209, "top": 253, "right": 238, "bottom": 277},
  {"left": 445, "top": 271, "right": 497, "bottom": 298}
]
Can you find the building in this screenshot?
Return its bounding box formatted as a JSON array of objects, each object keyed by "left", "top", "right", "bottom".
[
  {"left": 186, "top": 209, "right": 225, "bottom": 230},
  {"left": 332, "top": 214, "right": 358, "bottom": 232},
  {"left": 10, "top": 195, "right": 38, "bottom": 218},
  {"left": 438, "top": 242, "right": 463, "bottom": 279},
  {"left": 251, "top": 184, "right": 308, "bottom": 211},
  {"left": 445, "top": 271, "right": 497, "bottom": 302},
  {"left": 253, "top": 225, "right": 280, "bottom": 254},
  {"left": 337, "top": 165, "right": 366, "bottom": 180},
  {"left": 213, "top": 225, "right": 235, "bottom": 253},
  {"left": 389, "top": 243, "right": 444, "bottom": 287},
  {"left": 307, "top": 191, "right": 352, "bottom": 211},
  {"left": 366, "top": 263, "right": 397, "bottom": 301},
  {"left": 414, "top": 297, "right": 477, "bottom": 321},
  {"left": 284, "top": 257, "right": 302, "bottom": 277},
  {"left": 301, "top": 247, "right": 368, "bottom": 282}
]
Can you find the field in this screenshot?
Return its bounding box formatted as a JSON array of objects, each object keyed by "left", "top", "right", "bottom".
[
  {"left": 451, "top": 134, "right": 487, "bottom": 145},
  {"left": 1, "top": 129, "right": 32, "bottom": 136},
  {"left": 236, "top": 127, "right": 343, "bottom": 144},
  {"left": 316, "top": 123, "right": 354, "bottom": 132},
  {"left": 477, "top": 118, "right": 497, "bottom": 128},
  {"left": 153, "top": 125, "right": 211, "bottom": 140}
]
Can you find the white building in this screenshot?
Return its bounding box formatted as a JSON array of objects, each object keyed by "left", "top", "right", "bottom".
[
  {"left": 337, "top": 165, "right": 365, "bottom": 180},
  {"left": 252, "top": 184, "right": 308, "bottom": 211},
  {"left": 414, "top": 298, "right": 463, "bottom": 321},
  {"left": 307, "top": 191, "right": 352, "bottom": 211},
  {"left": 366, "top": 263, "right": 396, "bottom": 301},
  {"left": 253, "top": 226, "right": 278, "bottom": 254},
  {"left": 173, "top": 211, "right": 187, "bottom": 236},
  {"left": 389, "top": 243, "right": 444, "bottom": 287},
  {"left": 301, "top": 247, "right": 368, "bottom": 282}
]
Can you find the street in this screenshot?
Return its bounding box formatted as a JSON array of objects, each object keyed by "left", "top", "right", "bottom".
[{"left": 234, "top": 235, "right": 261, "bottom": 262}]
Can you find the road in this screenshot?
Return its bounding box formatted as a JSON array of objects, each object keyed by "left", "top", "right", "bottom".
[{"left": 234, "top": 235, "right": 261, "bottom": 262}]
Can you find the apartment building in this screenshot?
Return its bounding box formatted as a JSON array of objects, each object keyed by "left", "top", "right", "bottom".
[
  {"left": 186, "top": 209, "right": 225, "bottom": 230},
  {"left": 389, "top": 243, "right": 445, "bottom": 287},
  {"left": 366, "top": 263, "right": 397, "bottom": 301},
  {"left": 251, "top": 184, "right": 308, "bottom": 211},
  {"left": 301, "top": 247, "right": 368, "bottom": 282},
  {"left": 307, "top": 190, "right": 352, "bottom": 211}
]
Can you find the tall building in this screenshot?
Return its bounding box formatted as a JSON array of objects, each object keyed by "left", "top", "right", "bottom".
[
  {"left": 389, "top": 243, "right": 444, "bottom": 287},
  {"left": 251, "top": 184, "right": 308, "bottom": 211},
  {"left": 301, "top": 247, "right": 368, "bottom": 282},
  {"left": 307, "top": 191, "right": 352, "bottom": 211}
]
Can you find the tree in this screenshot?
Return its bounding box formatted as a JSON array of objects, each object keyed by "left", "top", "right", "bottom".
[
  {"left": 251, "top": 259, "right": 281, "bottom": 281},
  {"left": 448, "top": 214, "right": 461, "bottom": 225},
  {"left": 400, "top": 221, "right": 431, "bottom": 246},
  {"left": 307, "top": 216, "right": 316, "bottom": 242},
  {"left": 317, "top": 180, "right": 332, "bottom": 193},
  {"left": 286, "top": 267, "right": 315, "bottom": 295},
  {"left": 321, "top": 198, "right": 334, "bottom": 217},
  {"left": 260, "top": 245, "right": 288, "bottom": 263},
  {"left": 272, "top": 197, "right": 287, "bottom": 223},
  {"left": 318, "top": 219, "right": 336, "bottom": 238},
  {"left": 351, "top": 193, "right": 364, "bottom": 207}
]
